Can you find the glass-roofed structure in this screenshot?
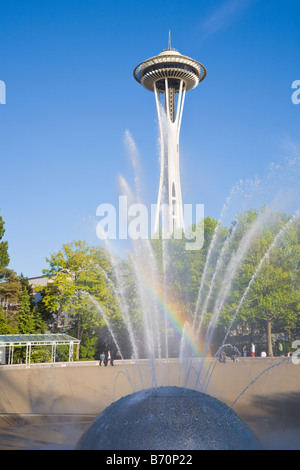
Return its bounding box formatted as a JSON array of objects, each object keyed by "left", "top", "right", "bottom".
[{"left": 0, "top": 334, "right": 80, "bottom": 365}]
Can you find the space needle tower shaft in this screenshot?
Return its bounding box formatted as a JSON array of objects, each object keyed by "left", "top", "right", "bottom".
[{"left": 134, "top": 33, "right": 206, "bottom": 235}]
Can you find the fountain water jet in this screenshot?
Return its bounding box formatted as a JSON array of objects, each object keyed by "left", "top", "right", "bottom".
[
  {"left": 75, "top": 128, "right": 300, "bottom": 450},
  {"left": 200, "top": 211, "right": 300, "bottom": 394}
]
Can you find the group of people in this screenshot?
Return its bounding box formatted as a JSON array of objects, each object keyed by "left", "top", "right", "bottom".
[
  {"left": 99, "top": 350, "right": 114, "bottom": 366},
  {"left": 243, "top": 343, "right": 256, "bottom": 357},
  {"left": 218, "top": 345, "right": 240, "bottom": 363},
  {"left": 218, "top": 343, "right": 257, "bottom": 363}
]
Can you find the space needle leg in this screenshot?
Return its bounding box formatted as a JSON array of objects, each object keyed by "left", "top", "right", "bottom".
[
  {"left": 164, "top": 78, "right": 170, "bottom": 121},
  {"left": 175, "top": 80, "right": 183, "bottom": 125},
  {"left": 177, "top": 83, "right": 186, "bottom": 137},
  {"left": 173, "top": 80, "right": 185, "bottom": 231},
  {"left": 154, "top": 83, "right": 165, "bottom": 235}
]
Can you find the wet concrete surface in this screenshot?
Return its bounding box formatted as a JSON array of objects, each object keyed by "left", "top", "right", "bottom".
[{"left": 0, "top": 358, "right": 299, "bottom": 450}]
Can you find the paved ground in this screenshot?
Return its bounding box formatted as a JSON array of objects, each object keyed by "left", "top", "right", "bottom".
[{"left": 0, "top": 357, "right": 299, "bottom": 449}]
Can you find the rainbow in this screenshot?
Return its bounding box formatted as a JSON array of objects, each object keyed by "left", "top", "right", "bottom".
[{"left": 136, "top": 263, "right": 203, "bottom": 357}]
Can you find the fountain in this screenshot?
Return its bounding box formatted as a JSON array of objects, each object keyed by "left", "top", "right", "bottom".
[
  {"left": 1, "top": 40, "right": 299, "bottom": 451},
  {"left": 74, "top": 125, "right": 300, "bottom": 450},
  {"left": 0, "top": 111, "right": 299, "bottom": 454},
  {"left": 74, "top": 41, "right": 300, "bottom": 449},
  {"left": 76, "top": 387, "right": 261, "bottom": 450}
]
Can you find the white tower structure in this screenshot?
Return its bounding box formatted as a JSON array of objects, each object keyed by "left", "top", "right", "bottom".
[{"left": 134, "top": 34, "right": 206, "bottom": 235}]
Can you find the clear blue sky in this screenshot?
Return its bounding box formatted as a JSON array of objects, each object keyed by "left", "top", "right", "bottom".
[{"left": 0, "top": 0, "right": 299, "bottom": 277}]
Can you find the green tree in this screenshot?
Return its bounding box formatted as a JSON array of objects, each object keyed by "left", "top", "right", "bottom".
[
  {"left": 32, "top": 307, "right": 46, "bottom": 333},
  {"left": 18, "top": 287, "right": 35, "bottom": 334},
  {"left": 0, "top": 212, "right": 9, "bottom": 270},
  {"left": 0, "top": 307, "right": 15, "bottom": 334},
  {"left": 242, "top": 264, "right": 299, "bottom": 355},
  {"left": 220, "top": 210, "right": 300, "bottom": 355},
  {"left": 148, "top": 217, "right": 225, "bottom": 355},
  {"left": 19, "top": 274, "right": 35, "bottom": 309},
  {"left": 151, "top": 217, "right": 223, "bottom": 311},
  {"left": 39, "top": 240, "right": 122, "bottom": 359},
  {"left": 0, "top": 269, "right": 22, "bottom": 331}
]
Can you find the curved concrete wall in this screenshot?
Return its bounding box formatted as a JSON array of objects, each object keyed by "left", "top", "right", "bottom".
[{"left": 0, "top": 358, "right": 299, "bottom": 448}]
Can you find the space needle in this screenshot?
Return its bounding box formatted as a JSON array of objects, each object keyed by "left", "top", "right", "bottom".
[{"left": 134, "top": 32, "right": 206, "bottom": 235}]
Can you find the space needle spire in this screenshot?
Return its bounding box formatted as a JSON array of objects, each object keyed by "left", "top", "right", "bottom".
[{"left": 134, "top": 36, "right": 206, "bottom": 235}]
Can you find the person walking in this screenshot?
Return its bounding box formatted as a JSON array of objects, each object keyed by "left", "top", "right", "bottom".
[
  {"left": 107, "top": 350, "right": 114, "bottom": 366},
  {"left": 251, "top": 342, "right": 255, "bottom": 357},
  {"left": 99, "top": 351, "right": 105, "bottom": 366},
  {"left": 231, "top": 346, "right": 240, "bottom": 362},
  {"left": 243, "top": 345, "right": 247, "bottom": 357},
  {"left": 218, "top": 349, "right": 226, "bottom": 363}
]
